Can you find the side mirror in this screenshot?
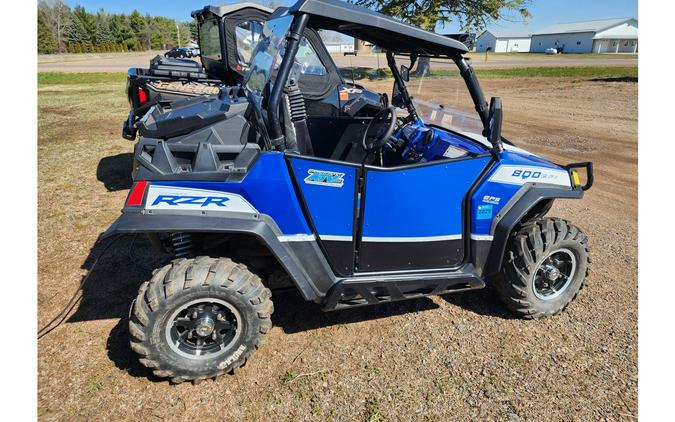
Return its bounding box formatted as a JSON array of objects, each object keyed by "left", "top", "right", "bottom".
[
  {"left": 400, "top": 65, "right": 410, "bottom": 82},
  {"left": 488, "top": 97, "right": 503, "bottom": 151}
]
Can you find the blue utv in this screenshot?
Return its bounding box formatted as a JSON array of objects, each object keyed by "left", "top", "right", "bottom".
[{"left": 104, "top": 0, "right": 594, "bottom": 383}]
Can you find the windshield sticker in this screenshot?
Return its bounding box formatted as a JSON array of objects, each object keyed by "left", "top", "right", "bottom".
[
  {"left": 443, "top": 145, "right": 468, "bottom": 159},
  {"left": 304, "top": 169, "right": 345, "bottom": 188},
  {"left": 477, "top": 205, "right": 493, "bottom": 220}
]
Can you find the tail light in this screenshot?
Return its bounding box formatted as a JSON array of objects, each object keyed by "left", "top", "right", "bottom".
[
  {"left": 126, "top": 180, "right": 148, "bottom": 207},
  {"left": 137, "top": 87, "right": 148, "bottom": 105}
]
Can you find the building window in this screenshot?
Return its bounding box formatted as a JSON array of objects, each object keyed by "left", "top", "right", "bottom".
[
  {"left": 624, "top": 41, "right": 629, "bottom": 47},
  {"left": 538, "top": 42, "right": 542, "bottom": 46},
  {"left": 576, "top": 41, "right": 581, "bottom": 45}
]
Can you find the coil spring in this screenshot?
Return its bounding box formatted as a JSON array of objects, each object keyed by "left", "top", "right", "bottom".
[
  {"left": 170, "top": 232, "right": 193, "bottom": 258},
  {"left": 286, "top": 82, "right": 307, "bottom": 122}
]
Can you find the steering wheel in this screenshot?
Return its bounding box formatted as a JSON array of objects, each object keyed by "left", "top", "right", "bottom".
[{"left": 362, "top": 107, "right": 397, "bottom": 152}]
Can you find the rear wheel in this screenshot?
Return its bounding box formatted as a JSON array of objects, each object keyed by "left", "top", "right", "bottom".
[
  {"left": 496, "top": 218, "right": 590, "bottom": 319},
  {"left": 129, "top": 256, "right": 273, "bottom": 383}
]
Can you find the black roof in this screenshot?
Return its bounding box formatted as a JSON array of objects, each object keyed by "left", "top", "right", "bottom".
[
  {"left": 288, "top": 0, "right": 469, "bottom": 57},
  {"left": 191, "top": 3, "right": 272, "bottom": 19}
]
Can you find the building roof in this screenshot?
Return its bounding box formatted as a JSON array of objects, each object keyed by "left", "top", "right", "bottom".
[
  {"left": 532, "top": 18, "right": 636, "bottom": 36},
  {"left": 481, "top": 28, "right": 531, "bottom": 39}
]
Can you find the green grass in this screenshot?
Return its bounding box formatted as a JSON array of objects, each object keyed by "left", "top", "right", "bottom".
[
  {"left": 474, "top": 66, "right": 638, "bottom": 79},
  {"left": 38, "top": 72, "right": 126, "bottom": 86},
  {"left": 341, "top": 65, "right": 637, "bottom": 81}
]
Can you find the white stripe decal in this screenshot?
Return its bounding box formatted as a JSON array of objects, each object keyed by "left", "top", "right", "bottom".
[
  {"left": 319, "top": 235, "right": 353, "bottom": 241},
  {"left": 470, "top": 234, "right": 494, "bottom": 241},
  {"left": 278, "top": 234, "right": 316, "bottom": 242},
  {"left": 361, "top": 234, "right": 462, "bottom": 243}
]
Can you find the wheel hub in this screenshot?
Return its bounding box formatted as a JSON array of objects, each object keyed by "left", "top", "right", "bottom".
[
  {"left": 195, "top": 316, "right": 215, "bottom": 337},
  {"left": 165, "top": 298, "right": 242, "bottom": 360},
  {"left": 543, "top": 265, "right": 561, "bottom": 282},
  {"left": 533, "top": 249, "right": 577, "bottom": 301}
]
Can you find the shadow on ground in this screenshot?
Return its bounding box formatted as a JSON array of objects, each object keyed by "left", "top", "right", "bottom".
[
  {"left": 589, "top": 76, "right": 638, "bottom": 83},
  {"left": 68, "top": 233, "right": 514, "bottom": 380},
  {"left": 97, "top": 153, "right": 133, "bottom": 191}
]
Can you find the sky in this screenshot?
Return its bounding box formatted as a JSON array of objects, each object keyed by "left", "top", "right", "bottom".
[{"left": 65, "top": 0, "right": 638, "bottom": 33}]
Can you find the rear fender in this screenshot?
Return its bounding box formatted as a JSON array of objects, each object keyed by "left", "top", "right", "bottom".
[{"left": 103, "top": 211, "right": 336, "bottom": 302}]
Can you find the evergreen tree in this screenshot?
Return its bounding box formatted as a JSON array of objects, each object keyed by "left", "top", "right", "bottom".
[
  {"left": 95, "top": 17, "right": 115, "bottom": 46},
  {"left": 38, "top": 9, "right": 57, "bottom": 53},
  {"left": 66, "top": 14, "right": 89, "bottom": 46}
]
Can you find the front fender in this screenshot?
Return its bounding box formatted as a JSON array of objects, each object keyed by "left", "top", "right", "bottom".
[
  {"left": 483, "top": 183, "right": 584, "bottom": 276},
  {"left": 103, "top": 211, "right": 336, "bottom": 302}
]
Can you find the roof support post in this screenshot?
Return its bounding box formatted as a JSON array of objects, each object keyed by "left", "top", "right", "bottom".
[
  {"left": 267, "top": 12, "right": 310, "bottom": 147},
  {"left": 454, "top": 56, "right": 490, "bottom": 134}
]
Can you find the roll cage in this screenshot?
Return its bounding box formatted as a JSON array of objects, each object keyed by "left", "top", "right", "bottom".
[{"left": 246, "top": 0, "right": 494, "bottom": 150}]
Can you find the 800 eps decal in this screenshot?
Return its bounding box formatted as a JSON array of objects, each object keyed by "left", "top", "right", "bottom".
[
  {"left": 145, "top": 185, "right": 257, "bottom": 213},
  {"left": 488, "top": 165, "right": 571, "bottom": 187}
]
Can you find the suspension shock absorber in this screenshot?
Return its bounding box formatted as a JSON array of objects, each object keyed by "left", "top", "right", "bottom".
[{"left": 170, "top": 232, "right": 193, "bottom": 258}]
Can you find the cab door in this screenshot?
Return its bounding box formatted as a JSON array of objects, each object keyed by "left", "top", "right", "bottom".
[
  {"left": 358, "top": 157, "right": 491, "bottom": 272},
  {"left": 287, "top": 155, "right": 360, "bottom": 276}
]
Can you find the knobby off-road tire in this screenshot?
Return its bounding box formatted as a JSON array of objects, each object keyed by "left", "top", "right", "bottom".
[
  {"left": 496, "top": 217, "right": 591, "bottom": 319},
  {"left": 129, "top": 256, "right": 273, "bottom": 384}
]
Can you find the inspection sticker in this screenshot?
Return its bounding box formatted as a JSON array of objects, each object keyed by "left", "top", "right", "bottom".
[
  {"left": 477, "top": 204, "right": 493, "bottom": 220},
  {"left": 442, "top": 145, "right": 467, "bottom": 159}
]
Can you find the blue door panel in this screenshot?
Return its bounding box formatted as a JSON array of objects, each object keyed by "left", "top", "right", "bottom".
[
  {"left": 362, "top": 157, "right": 491, "bottom": 238},
  {"left": 359, "top": 157, "right": 490, "bottom": 272},
  {"left": 289, "top": 158, "right": 358, "bottom": 238}
]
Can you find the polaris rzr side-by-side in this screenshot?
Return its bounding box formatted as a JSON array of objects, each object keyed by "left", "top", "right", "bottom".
[{"left": 104, "top": 0, "right": 594, "bottom": 383}]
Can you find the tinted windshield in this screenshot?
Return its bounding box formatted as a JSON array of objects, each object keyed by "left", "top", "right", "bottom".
[
  {"left": 244, "top": 15, "right": 293, "bottom": 93},
  {"left": 403, "top": 58, "right": 487, "bottom": 140}
]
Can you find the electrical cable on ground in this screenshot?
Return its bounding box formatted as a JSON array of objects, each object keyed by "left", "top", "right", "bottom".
[{"left": 37, "top": 235, "right": 122, "bottom": 340}]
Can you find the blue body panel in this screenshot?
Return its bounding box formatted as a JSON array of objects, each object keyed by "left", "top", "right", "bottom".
[
  {"left": 153, "top": 152, "right": 311, "bottom": 235},
  {"left": 470, "top": 148, "right": 570, "bottom": 235},
  {"left": 288, "top": 158, "right": 358, "bottom": 238},
  {"left": 363, "top": 157, "right": 490, "bottom": 238}
]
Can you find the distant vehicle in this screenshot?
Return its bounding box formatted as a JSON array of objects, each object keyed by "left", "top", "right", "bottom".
[
  {"left": 187, "top": 47, "right": 201, "bottom": 57},
  {"left": 343, "top": 50, "right": 357, "bottom": 56},
  {"left": 165, "top": 47, "right": 193, "bottom": 58},
  {"left": 545, "top": 47, "right": 559, "bottom": 55}
]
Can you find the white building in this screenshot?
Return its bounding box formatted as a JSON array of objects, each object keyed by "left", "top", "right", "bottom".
[
  {"left": 530, "top": 18, "right": 638, "bottom": 54},
  {"left": 475, "top": 29, "right": 531, "bottom": 53}
]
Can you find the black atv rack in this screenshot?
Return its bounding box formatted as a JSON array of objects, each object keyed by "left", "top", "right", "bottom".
[{"left": 322, "top": 271, "right": 485, "bottom": 311}]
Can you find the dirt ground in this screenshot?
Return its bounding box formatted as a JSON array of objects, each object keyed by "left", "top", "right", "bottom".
[
  {"left": 37, "top": 50, "right": 638, "bottom": 72},
  {"left": 37, "top": 75, "right": 637, "bottom": 420}
]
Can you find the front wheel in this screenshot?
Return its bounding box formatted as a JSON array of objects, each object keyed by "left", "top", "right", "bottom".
[
  {"left": 496, "top": 218, "right": 590, "bottom": 319},
  {"left": 129, "top": 257, "right": 273, "bottom": 383}
]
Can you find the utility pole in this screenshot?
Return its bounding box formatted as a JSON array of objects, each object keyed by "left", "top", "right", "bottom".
[{"left": 176, "top": 22, "right": 181, "bottom": 47}]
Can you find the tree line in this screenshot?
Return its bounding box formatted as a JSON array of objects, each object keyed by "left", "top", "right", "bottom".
[{"left": 38, "top": 0, "right": 197, "bottom": 54}]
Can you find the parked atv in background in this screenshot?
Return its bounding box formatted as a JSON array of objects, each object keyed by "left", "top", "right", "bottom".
[
  {"left": 122, "top": 2, "right": 386, "bottom": 141},
  {"left": 164, "top": 47, "right": 194, "bottom": 58},
  {"left": 106, "top": 0, "right": 594, "bottom": 384}
]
